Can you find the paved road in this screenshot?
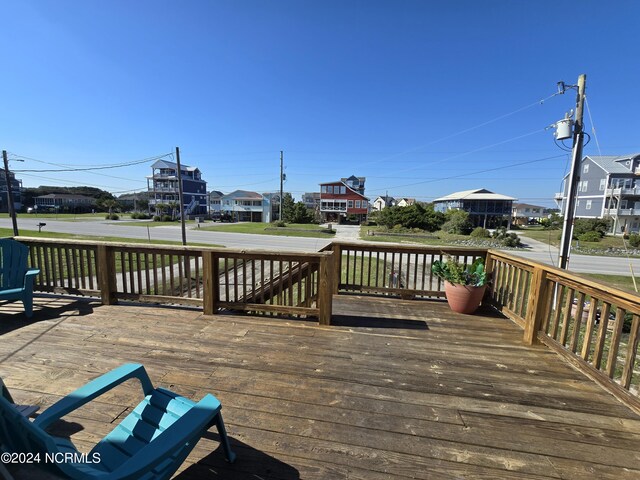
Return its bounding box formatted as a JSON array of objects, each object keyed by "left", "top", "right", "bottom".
[
  {"left": 2, "top": 218, "right": 332, "bottom": 252},
  {"left": 3, "top": 218, "right": 640, "bottom": 276}
]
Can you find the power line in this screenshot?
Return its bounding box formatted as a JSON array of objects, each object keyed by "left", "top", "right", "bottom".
[
  {"left": 352, "top": 92, "right": 561, "bottom": 169},
  {"left": 367, "top": 154, "right": 566, "bottom": 193},
  {"left": 11, "top": 152, "right": 171, "bottom": 173}
]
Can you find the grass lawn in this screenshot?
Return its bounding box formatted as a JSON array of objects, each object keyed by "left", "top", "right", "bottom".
[
  {"left": 16, "top": 212, "right": 116, "bottom": 221},
  {"left": 519, "top": 227, "right": 639, "bottom": 256},
  {"left": 200, "top": 222, "right": 336, "bottom": 238},
  {"left": 116, "top": 220, "right": 195, "bottom": 227},
  {"left": 581, "top": 273, "right": 640, "bottom": 295},
  {"left": 360, "top": 226, "right": 499, "bottom": 247},
  {"left": 517, "top": 227, "right": 561, "bottom": 246},
  {"left": 0, "top": 228, "right": 222, "bottom": 248}
]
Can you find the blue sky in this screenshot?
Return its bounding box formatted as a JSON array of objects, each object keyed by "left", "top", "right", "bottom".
[{"left": 2, "top": 0, "right": 639, "bottom": 207}]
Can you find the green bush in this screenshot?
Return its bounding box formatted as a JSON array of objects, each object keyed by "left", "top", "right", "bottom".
[
  {"left": 628, "top": 233, "right": 640, "bottom": 248},
  {"left": 274, "top": 220, "right": 287, "bottom": 227},
  {"left": 470, "top": 227, "right": 490, "bottom": 238},
  {"left": 573, "top": 218, "right": 611, "bottom": 239},
  {"left": 105, "top": 213, "right": 119, "bottom": 220},
  {"left": 441, "top": 210, "right": 473, "bottom": 235},
  {"left": 577, "top": 231, "right": 601, "bottom": 243},
  {"left": 492, "top": 227, "right": 522, "bottom": 247},
  {"left": 131, "top": 212, "right": 151, "bottom": 220},
  {"left": 376, "top": 203, "right": 445, "bottom": 232}
]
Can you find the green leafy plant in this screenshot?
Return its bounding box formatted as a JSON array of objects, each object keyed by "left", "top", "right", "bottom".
[{"left": 432, "top": 255, "right": 487, "bottom": 286}]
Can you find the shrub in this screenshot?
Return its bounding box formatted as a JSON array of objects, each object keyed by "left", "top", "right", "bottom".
[
  {"left": 470, "top": 227, "right": 490, "bottom": 238},
  {"left": 577, "top": 231, "right": 601, "bottom": 243},
  {"left": 274, "top": 220, "right": 286, "bottom": 227},
  {"left": 492, "top": 227, "right": 522, "bottom": 247},
  {"left": 131, "top": 212, "right": 151, "bottom": 220},
  {"left": 573, "top": 218, "right": 611, "bottom": 239},
  {"left": 628, "top": 233, "right": 640, "bottom": 248},
  {"left": 541, "top": 212, "right": 562, "bottom": 230},
  {"left": 105, "top": 213, "right": 119, "bottom": 220},
  {"left": 441, "top": 210, "right": 473, "bottom": 235}
]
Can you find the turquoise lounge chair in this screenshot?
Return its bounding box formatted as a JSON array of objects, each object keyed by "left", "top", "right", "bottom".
[
  {"left": 0, "top": 364, "right": 236, "bottom": 479},
  {"left": 0, "top": 238, "right": 40, "bottom": 318}
]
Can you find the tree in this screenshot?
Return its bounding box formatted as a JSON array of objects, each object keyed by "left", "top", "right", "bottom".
[
  {"left": 167, "top": 201, "right": 180, "bottom": 220},
  {"left": 288, "top": 202, "right": 314, "bottom": 223},
  {"left": 281, "top": 193, "right": 296, "bottom": 223},
  {"left": 97, "top": 198, "right": 120, "bottom": 215}
]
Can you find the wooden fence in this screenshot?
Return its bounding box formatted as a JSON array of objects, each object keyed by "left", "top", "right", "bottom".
[
  {"left": 327, "top": 242, "right": 486, "bottom": 298},
  {"left": 486, "top": 249, "right": 640, "bottom": 414},
  {"left": 17, "top": 237, "right": 332, "bottom": 324}
]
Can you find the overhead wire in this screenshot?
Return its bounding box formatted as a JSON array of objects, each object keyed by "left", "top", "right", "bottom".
[
  {"left": 367, "top": 153, "right": 566, "bottom": 193},
  {"left": 585, "top": 95, "right": 638, "bottom": 292},
  {"left": 11, "top": 151, "right": 172, "bottom": 173},
  {"left": 353, "top": 91, "right": 562, "bottom": 169}
]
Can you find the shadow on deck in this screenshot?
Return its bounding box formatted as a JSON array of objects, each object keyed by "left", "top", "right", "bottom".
[{"left": 1, "top": 295, "right": 640, "bottom": 479}]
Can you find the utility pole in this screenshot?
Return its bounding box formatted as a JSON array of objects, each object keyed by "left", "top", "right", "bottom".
[
  {"left": 558, "top": 74, "right": 587, "bottom": 270},
  {"left": 279, "top": 150, "right": 284, "bottom": 222},
  {"left": 175, "top": 146, "right": 187, "bottom": 246},
  {"left": 2, "top": 150, "right": 19, "bottom": 237}
]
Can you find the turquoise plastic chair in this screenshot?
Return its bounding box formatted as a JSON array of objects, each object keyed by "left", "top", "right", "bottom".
[
  {"left": 0, "top": 238, "right": 40, "bottom": 318},
  {"left": 0, "top": 364, "right": 236, "bottom": 479}
]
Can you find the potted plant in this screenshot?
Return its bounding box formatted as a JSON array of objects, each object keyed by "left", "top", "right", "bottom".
[{"left": 432, "top": 255, "right": 488, "bottom": 314}]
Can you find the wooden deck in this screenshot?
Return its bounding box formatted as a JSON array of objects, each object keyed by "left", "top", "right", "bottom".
[{"left": 2, "top": 295, "right": 640, "bottom": 479}]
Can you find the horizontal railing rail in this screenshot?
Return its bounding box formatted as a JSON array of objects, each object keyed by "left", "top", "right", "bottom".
[{"left": 487, "top": 249, "right": 640, "bottom": 414}]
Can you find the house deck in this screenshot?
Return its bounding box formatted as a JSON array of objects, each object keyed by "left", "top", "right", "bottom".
[{"left": 2, "top": 295, "right": 640, "bottom": 479}]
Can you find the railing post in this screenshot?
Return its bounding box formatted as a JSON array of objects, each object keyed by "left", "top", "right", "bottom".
[
  {"left": 97, "top": 244, "right": 116, "bottom": 305},
  {"left": 483, "top": 250, "right": 495, "bottom": 305},
  {"left": 523, "top": 266, "right": 549, "bottom": 345},
  {"left": 202, "top": 251, "right": 218, "bottom": 315},
  {"left": 318, "top": 253, "right": 334, "bottom": 325},
  {"left": 331, "top": 243, "right": 341, "bottom": 294}
]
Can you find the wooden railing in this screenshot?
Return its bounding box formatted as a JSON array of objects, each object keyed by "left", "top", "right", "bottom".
[
  {"left": 486, "top": 249, "right": 640, "bottom": 414},
  {"left": 14, "top": 237, "right": 640, "bottom": 412},
  {"left": 202, "top": 250, "right": 333, "bottom": 325},
  {"left": 17, "top": 237, "right": 333, "bottom": 324},
  {"left": 327, "top": 242, "right": 486, "bottom": 299}
]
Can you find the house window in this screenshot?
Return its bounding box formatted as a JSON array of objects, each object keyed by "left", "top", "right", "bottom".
[
  {"left": 355, "top": 200, "right": 361, "bottom": 208},
  {"left": 340, "top": 186, "right": 346, "bottom": 194},
  {"left": 586, "top": 200, "right": 592, "bottom": 210},
  {"left": 600, "top": 179, "right": 606, "bottom": 191},
  {"left": 348, "top": 200, "right": 354, "bottom": 208},
  {"left": 581, "top": 181, "right": 588, "bottom": 192},
  {"left": 583, "top": 163, "right": 589, "bottom": 174}
]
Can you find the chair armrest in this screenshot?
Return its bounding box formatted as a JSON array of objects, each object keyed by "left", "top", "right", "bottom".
[
  {"left": 24, "top": 268, "right": 40, "bottom": 289},
  {"left": 113, "top": 394, "right": 222, "bottom": 479},
  {"left": 34, "top": 364, "right": 154, "bottom": 430}
]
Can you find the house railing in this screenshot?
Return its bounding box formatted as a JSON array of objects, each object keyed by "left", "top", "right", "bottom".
[
  {"left": 326, "top": 242, "right": 486, "bottom": 299},
  {"left": 486, "top": 249, "right": 640, "bottom": 414},
  {"left": 17, "top": 237, "right": 333, "bottom": 325},
  {"left": 14, "top": 237, "right": 640, "bottom": 412}
]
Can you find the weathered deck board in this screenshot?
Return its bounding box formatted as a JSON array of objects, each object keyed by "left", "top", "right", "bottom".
[{"left": 1, "top": 295, "right": 640, "bottom": 479}]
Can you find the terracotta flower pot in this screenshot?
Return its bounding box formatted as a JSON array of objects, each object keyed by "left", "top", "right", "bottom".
[{"left": 443, "top": 281, "right": 487, "bottom": 314}]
